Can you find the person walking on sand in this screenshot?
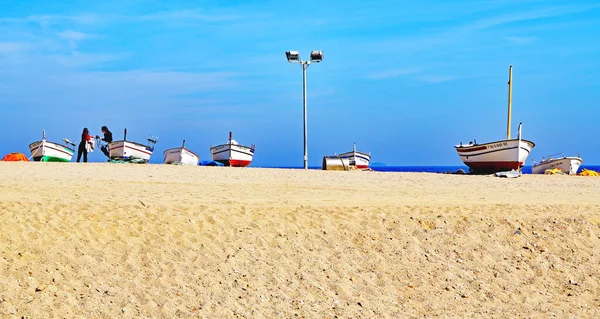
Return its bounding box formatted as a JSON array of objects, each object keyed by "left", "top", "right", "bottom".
[
  {"left": 77, "top": 128, "right": 92, "bottom": 163},
  {"left": 96, "top": 126, "right": 113, "bottom": 158}
]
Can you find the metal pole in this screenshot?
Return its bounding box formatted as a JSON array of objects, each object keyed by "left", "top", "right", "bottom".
[
  {"left": 507, "top": 65, "right": 513, "bottom": 140},
  {"left": 302, "top": 62, "right": 308, "bottom": 170}
]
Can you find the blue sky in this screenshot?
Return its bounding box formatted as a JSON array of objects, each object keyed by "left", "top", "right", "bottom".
[{"left": 1, "top": 0, "right": 599, "bottom": 166}]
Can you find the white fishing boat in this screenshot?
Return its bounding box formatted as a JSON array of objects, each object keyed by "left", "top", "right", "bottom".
[
  {"left": 163, "top": 140, "right": 199, "bottom": 165},
  {"left": 338, "top": 143, "right": 371, "bottom": 169},
  {"left": 108, "top": 128, "right": 157, "bottom": 163},
  {"left": 29, "top": 130, "right": 76, "bottom": 162},
  {"left": 210, "top": 132, "right": 255, "bottom": 167},
  {"left": 322, "top": 143, "right": 372, "bottom": 171},
  {"left": 454, "top": 65, "right": 535, "bottom": 174},
  {"left": 532, "top": 154, "right": 583, "bottom": 175}
]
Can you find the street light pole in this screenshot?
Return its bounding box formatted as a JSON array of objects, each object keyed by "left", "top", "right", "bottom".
[
  {"left": 302, "top": 62, "right": 309, "bottom": 169},
  {"left": 285, "top": 50, "right": 323, "bottom": 170}
]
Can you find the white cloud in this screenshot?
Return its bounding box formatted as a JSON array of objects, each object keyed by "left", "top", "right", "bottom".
[
  {"left": 0, "top": 14, "right": 98, "bottom": 26},
  {"left": 0, "top": 42, "right": 28, "bottom": 54},
  {"left": 49, "top": 52, "right": 124, "bottom": 67},
  {"left": 504, "top": 36, "right": 538, "bottom": 44},
  {"left": 418, "top": 75, "right": 456, "bottom": 84},
  {"left": 132, "top": 10, "right": 243, "bottom": 23},
  {"left": 367, "top": 68, "right": 421, "bottom": 80},
  {"left": 58, "top": 30, "right": 91, "bottom": 41}
]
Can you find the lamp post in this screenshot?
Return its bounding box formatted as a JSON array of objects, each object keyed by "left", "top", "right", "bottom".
[{"left": 285, "top": 50, "right": 324, "bottom": 170}]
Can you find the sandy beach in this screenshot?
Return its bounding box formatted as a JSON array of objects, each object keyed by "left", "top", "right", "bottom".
[{"left": 1, "top": 162, "right": 599, "bottom": 318}]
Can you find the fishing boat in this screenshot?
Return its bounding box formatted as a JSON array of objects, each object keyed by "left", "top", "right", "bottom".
[
  {"left": 108, "top": 128, "right": 157, "bottom": 163},
  {"left": 532, "top": 154, "right": 583, "bottom": 175},
  {"left": 454, "top": 65, "right": 535, "bottom": 174},
  {"left": 29, "top": 130, "right": 76, "bottom": 162},
  {"left": 210, "top": 132, "right": 255, "bottom": 167},
  {"left": 338, "top": 143, "right": 371, "bottom": 169},
  {"left": 163, "top": 140, "right": 199, "bottom": 165},
  {"left": 323, "top": 143, "right": 371, "bottom": 170}
]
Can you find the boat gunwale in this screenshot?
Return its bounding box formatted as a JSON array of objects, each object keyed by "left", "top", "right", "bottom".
[
  {"left": 533, "top": 156, "right": 583, "bottom": 167},
  {"left": 454, "top": 138, "right": 535, "bottom": 150},
  {"left": 210, "top": 143, "right": 255, "bottom": 153},
  {"left": 163, "top": 146, "right": 200, "bottom": 159},
  {"left": 29, "top": 140, "right": 75, "bottom": 153},
  {"left": 109, "top": 140, "right": 154, "bottom": 150}
]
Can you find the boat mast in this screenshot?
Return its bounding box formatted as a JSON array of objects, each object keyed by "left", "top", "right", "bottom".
[{"left": 507, "top": 65, "right": 513, "bottom": 140}]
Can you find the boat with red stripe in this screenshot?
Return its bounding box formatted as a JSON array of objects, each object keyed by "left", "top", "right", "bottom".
[
  {"left": 454, "top": 66, "right": 535, "bottom": 174},
  {"left": 210, "top": 132, "right": 255, "bottom": 167},
  {"left": 108, "top": 128, "right": 157, "bottom": 163}
]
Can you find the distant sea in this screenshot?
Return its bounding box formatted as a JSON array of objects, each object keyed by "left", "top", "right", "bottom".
[{"left": 262, "top": 165, "right": 600, "bottom": 174}]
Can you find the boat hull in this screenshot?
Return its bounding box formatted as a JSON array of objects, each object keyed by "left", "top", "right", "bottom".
[
  {"left": 454, "top": 139, "right": 535, "bottom": 174},
  {"left": 29, "top": 140, "right": 74, "bottom": 162},
  {"left": 108, "top": 140, "right": 153, "bottom": 162},
  {"left": 163, "top": 147, "right": 199, "bottom": 165},
  {"left": 338, "top": 151, "right": 371, "bottom": 169},
  {"left": 532, "top": 156, "right": 583, "bottom": 175},
  {"left": 210, "top": 144, "right": 254, "bottom": 167}
]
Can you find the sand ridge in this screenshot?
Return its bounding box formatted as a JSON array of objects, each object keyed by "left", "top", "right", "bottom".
[{"left": 1, "top": 162, "right": 599, "bottom": 318}]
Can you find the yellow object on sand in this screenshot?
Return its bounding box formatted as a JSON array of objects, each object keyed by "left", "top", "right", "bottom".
[
  {"left": 578, "top": 169, "right": 599, "bottom": 177},
  {"left": 544, "top": 168, "right": 564, "bottom": 175}
]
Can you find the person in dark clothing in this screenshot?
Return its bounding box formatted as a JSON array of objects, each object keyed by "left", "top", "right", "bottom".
[
  {"left": 77, "top": 128, "right": 92, "bottom": 163},
  {"left": 96, "top": 126, "right": 113, "bottom": 158}
]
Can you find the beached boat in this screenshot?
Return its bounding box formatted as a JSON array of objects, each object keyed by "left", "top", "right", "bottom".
[
  {"left": 532, "top": 154, "right": 583, "bottom": 175},
  {"left": 29, "top": 130, "right": 76, "bottom": 162},
  {"left": 163, "top": 140, "right": 199, "bottom": 165},
  {"left": 108, "top": 129, "right": 157, "bottom": 163},
  {"left": 323, "top": 143, "right": 371, "bottom": 170},
  {"left": 210, "top": 132, "right": 255, "bottom": 167},
  {"left": 454, "top": 66, "right": 535, "bottom": 174},
  {"left": 338, "top": 143, "right": 371, "bottom": 169}
]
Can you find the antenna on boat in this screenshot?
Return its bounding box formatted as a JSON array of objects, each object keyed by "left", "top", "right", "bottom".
[
  {"left": 507, "top": 65, "right": 513, "bottom": 140},
  {"left": 124, "top": 128, "right": 127, "bottom": 141},
  {"left": 229, "top": 131, "right": 232, "bottom": 144},
  {"left": 42, "top": 129, "right": 46, "bottom": 140},
  {"left": 182, "top": 139, "right": 186, "bottom": 148}
]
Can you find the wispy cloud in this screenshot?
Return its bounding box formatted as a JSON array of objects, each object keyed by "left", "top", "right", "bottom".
[
  {"left": 367, "top": 68, "right": 421, "bottom": 80},
  {"left": 504, "top": 36, "right": 538, "bottom": 44},
  {"left": 0, "top": 14, "right": 98, "bottom": 26},
  {"left": 364, "top": 3, "right": 600, "bottom": 55},
  {"left": 58, "top": 30, "right": 92, "bottom": 41},
  {"left": 134, "top": 10, "right": 243, "bottom": 23},
  {"left": 458, "top": 4, "right": 600, "bottom": 32},
  {"left": 0, "top": 42, "right": 29, "bottom": 54},
  {"left": 418, "top": 75, "right": 457, "bottom": 84},
  {"left": 49, "top": 52, "right": 124, "bottom": 67}
]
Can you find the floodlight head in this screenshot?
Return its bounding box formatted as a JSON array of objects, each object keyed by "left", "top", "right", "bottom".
[
  {"left": 286, "top": 51, "right": 300, "bottom": 63},
  {"left": 310, "top": 50, "right": 323, "bottom": 63}
]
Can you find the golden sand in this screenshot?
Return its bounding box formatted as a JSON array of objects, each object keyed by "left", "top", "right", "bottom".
[{"left": 1, "top": 162, "right": 599, "bottom": 318}]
